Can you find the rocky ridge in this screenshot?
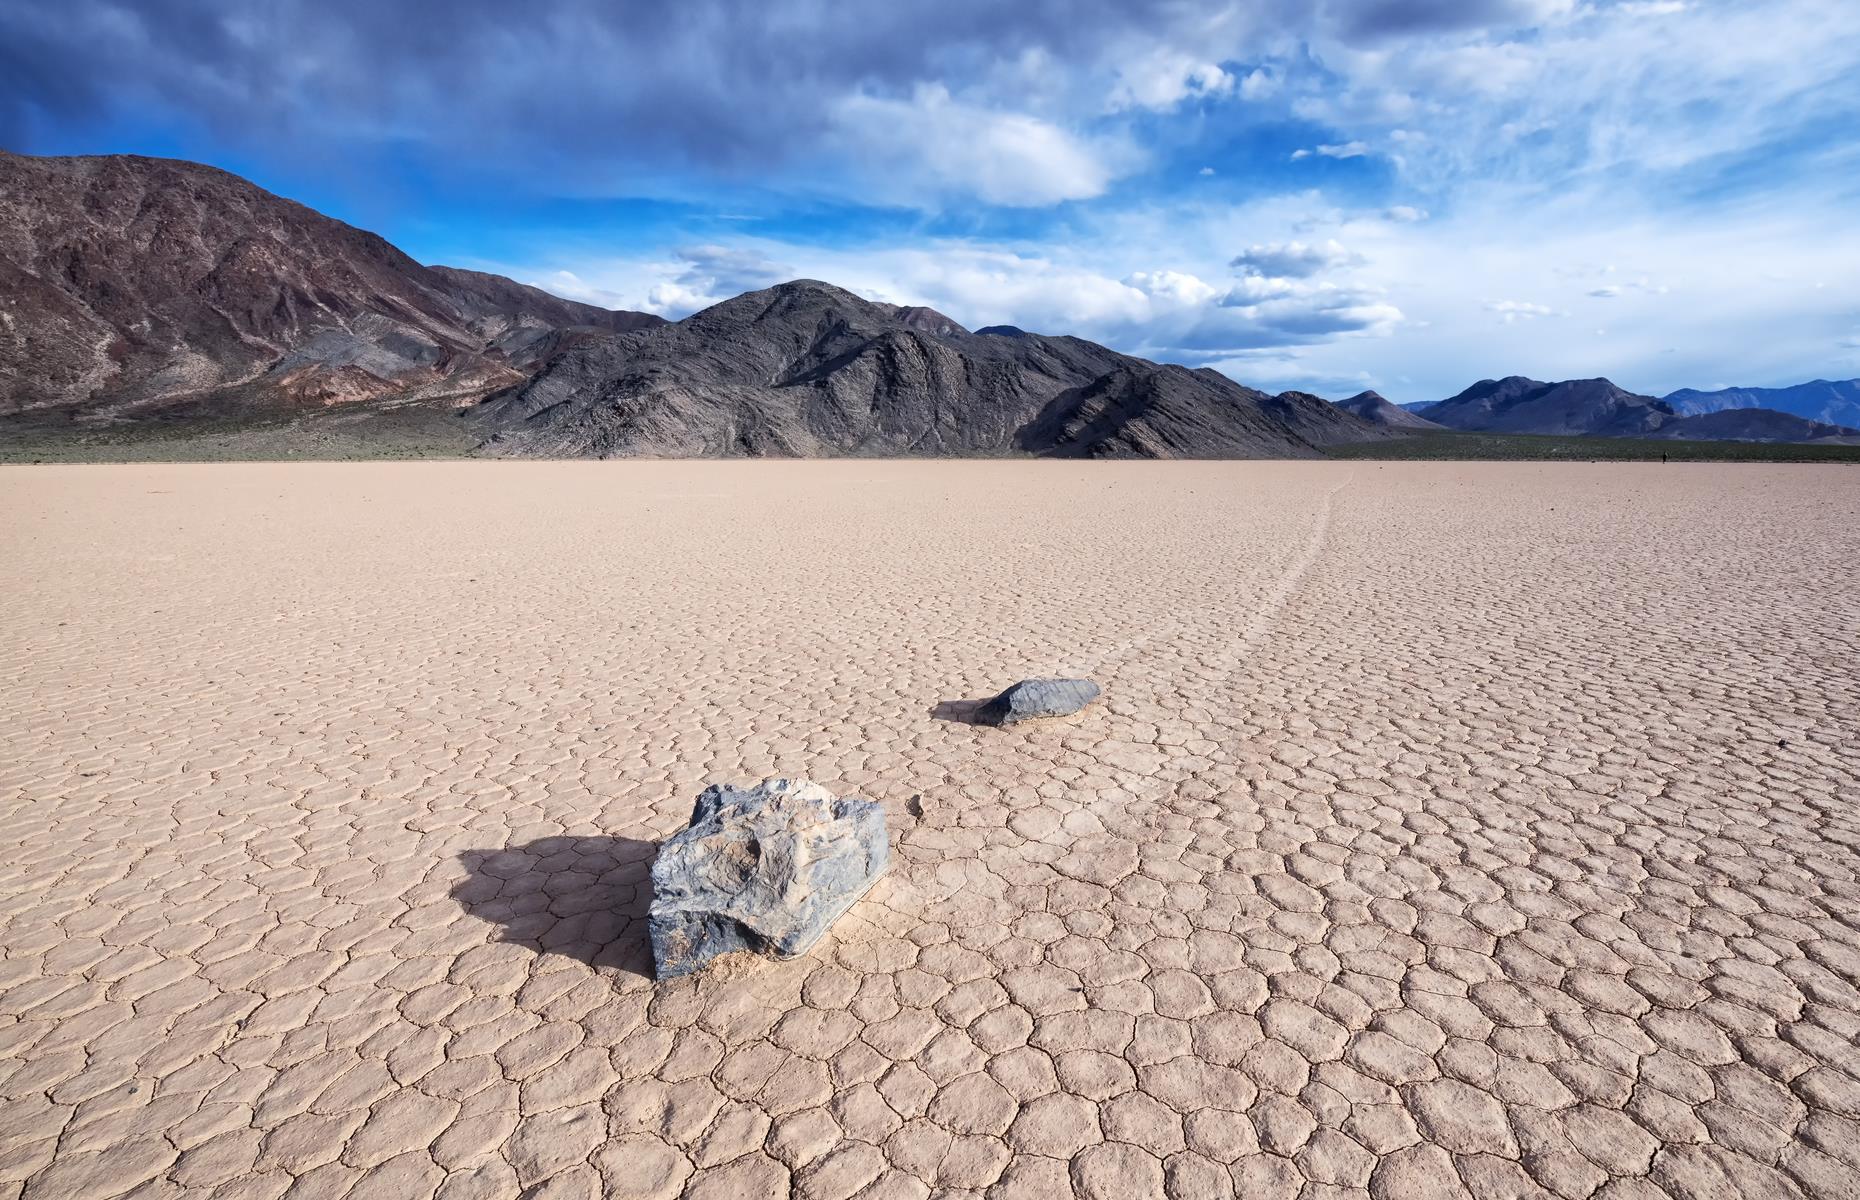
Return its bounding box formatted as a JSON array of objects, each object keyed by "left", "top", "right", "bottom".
[
  {"left": 0, "top": 151, "right": 660, "bottom": 415},
  {"left": 1417, "top": 377, "right": 1676, "bottom": 437},
  {"left": 476, "top": 280, "right": 1393, "bottom": 459}
]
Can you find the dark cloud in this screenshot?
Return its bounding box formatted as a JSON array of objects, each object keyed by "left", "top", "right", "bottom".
[
  {"left": 1165, "top": 288, "right": 1402, "bottom": 352},
  {"left": 1230, "top": 240, "right": 1362, "bottom": 277},
  {"left": 1, "top": 1, "right": 1161, "bottom": 178},
  {"left": 1336, "top": 0, "right": 1559, "bottom": 40},
  {"left": 0, "top": 0, "right": 1562, "bottom": 198}
]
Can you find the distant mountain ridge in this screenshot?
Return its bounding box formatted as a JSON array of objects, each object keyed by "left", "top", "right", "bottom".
[
  {"left": 1418, "top": 376, "right": 1674, "bottom": 436},
  {"left": 477, "top": 280, "right": 1393, "bottom": 458},
  {"left": 1664, "top": 379, "right": 1860, "bottom": 428},
  {"left": 1334, "top": 390, "right": 1445, "bottom": 431},
  {"left": 0, "top": 151, "right": 660, "bottom": 415},
  {"left": 1412, "top": 375, "right": 1858, "bottom": 443},
  {"left": 1648, "top": 408, "right": 1860, "bottom": 444}
]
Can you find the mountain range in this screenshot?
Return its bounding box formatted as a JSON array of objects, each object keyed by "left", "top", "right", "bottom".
[
  {"left": 1, "top": 150, "right": 1853, "bottom": 454},
  {"left": 0, "top": 151, "right": 1396, "bottom": 458},
  {"left": 1409, "top": 376, "right": 1859, "bottom": 444},
  {"left": 474, "top": 280, "right": 1387, "bottom": 458},
  {"left": 1663, "top": 379, "right": 1860, "bottom": 428}
]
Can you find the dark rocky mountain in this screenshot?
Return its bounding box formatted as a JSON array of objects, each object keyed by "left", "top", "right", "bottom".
[
  {"left": 888, "top": 305, "right": 967, "bottom": 337},
  {"left": 1665, "top": 379, "right": 1860, "bottom": 428},
  {"left": 474, "top": 280, "right": 1393, "bottom": 458},
  {"left": 1420, "top": 376, "right": 1674, "bottom": 436},
  {"left": 1653, "top": 408, "right": 1860, "bottom": 444},
  {"left": 1333, "top": 389, "right": 1445, "bottom": 431},
  {"left": 0, "top": 151, "right": 659, "bottom": 416},
  {"left": 1019, "top": 374, "right": 1379, "bottom": 458},
  {"left": 1260, "top": 391, "right": 1402, "bottom": 450}
]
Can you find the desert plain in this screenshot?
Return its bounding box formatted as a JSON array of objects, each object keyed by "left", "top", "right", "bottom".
[{"left": 1, "top": 459, "right": 1857, "bottom": 1200}]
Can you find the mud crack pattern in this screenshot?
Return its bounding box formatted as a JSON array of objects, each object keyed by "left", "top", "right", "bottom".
[{"left": 1, "top": 460, "right": 1857, "bottom": 1200}]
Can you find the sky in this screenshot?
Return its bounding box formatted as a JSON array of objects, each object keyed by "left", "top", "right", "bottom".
[{"left": 4, "top": 0, "right": 1859, "bottom": 402}]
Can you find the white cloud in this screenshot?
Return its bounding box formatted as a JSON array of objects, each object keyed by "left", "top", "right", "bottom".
[
  {"left": 644, "top": 281, "right": 715, "bottom": 315},
  {"left": 859, "top": 222, "right": 1403, "bottom": 356},
  {"left": 508, "top": 213, "right": 1405, "bottom": 365},
  {"left": 829, "top": 85, "right": 1125, "bottom": 207},
  {"left": 1290, "top": 141, "right": 1370, "bottom": 161},
  {"left": 1108, "top": 52, "right": 1234, "bottom": 111},
  {"left": 1238, "top": 68, "right": 1277, "bottom": 101},
  {"left": 829, "top": 247, "right": 1156, "bottom": 331},
  {"left": 1222, "top": 273, "right": 1305, "bottom": 302},
  {"left": 1126, "top": 269, "right": 1219, "bottom": 307},
  {"left": 1384, "top": 206, "right": 1428, "bottom": 222},
  {"left": 531, "top": 269, "right": 623, "bottom": 308},
  {"left": 1571, "top": 272, "right": 1667, "bottom": 300},
  {"left": 1285, "top": 0, "right": 1860, "bottom": 193},
  {"left": 1486, "top": 300, "right": 1562, "bottom": 323},
  {"left": 625, "top": 245, "right": 795, "bottom": 315}
]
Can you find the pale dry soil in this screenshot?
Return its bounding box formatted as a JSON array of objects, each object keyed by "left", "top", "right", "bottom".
[{"left": 1, "top": 461, "right": 1857, "bottom": 1200}]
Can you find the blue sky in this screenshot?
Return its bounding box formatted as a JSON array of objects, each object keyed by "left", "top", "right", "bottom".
[{"left": 5, "top": 0, "right": 1859, "bottom": 402}]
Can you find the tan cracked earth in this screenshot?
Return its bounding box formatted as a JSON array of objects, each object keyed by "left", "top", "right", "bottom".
[{"left": 2, "top": 460, "right": 1858, "bottom": 1200}]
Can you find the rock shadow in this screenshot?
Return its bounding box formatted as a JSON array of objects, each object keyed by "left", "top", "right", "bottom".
[
  {"left": 930, "top": 699, "right": 990, "bottom": 725},
  {"left": 451, "top": 835, "right": 659, "bottom": 981}
]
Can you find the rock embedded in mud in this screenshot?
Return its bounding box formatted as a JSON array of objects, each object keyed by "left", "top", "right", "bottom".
[
  {"left": 975, "top": 678, "right": 1102, "bottom": 726},
  {"left": 649, "top": 778, "right": 889, "bottom": 980}
]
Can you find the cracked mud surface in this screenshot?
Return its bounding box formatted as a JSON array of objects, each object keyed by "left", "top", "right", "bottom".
[{"left": 2, "top": 460, "right": 1857, "bottom": 1200}]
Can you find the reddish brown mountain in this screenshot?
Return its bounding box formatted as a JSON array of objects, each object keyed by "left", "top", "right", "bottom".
[{"left": 0, "top": 151, "right": 659, "bottom": 416}]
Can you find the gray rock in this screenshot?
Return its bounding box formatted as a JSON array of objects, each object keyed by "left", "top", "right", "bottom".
[
  {"left": 975, "top": 678, "right": 1101, "bottom": 726},
  {"left": 649, "top": 778, "right": 888, "bottom": 980}
]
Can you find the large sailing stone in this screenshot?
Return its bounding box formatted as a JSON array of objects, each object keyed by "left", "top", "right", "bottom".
[
  {"left": 649, "top": 778, "right": 889, "bottom": 980},
  {"left": 975, "top": 678, "right": 1102, "bottom": 726}
]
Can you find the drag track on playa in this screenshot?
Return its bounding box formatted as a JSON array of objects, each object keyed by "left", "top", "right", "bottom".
[{"left": 2, "top": 460, "right": 1857, "bottom": 1199}]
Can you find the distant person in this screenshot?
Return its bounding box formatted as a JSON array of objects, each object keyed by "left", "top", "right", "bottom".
[{"left": 1662, "top": 452, "right": 1668, "bottom": 463}]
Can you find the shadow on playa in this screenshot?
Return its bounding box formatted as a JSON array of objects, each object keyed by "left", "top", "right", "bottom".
[
  {"left": 451, "top": 835, "right": 659, "bottom": 981},
  {"left": 927, "top": 698, "right": 990, "bottom": 725}
]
